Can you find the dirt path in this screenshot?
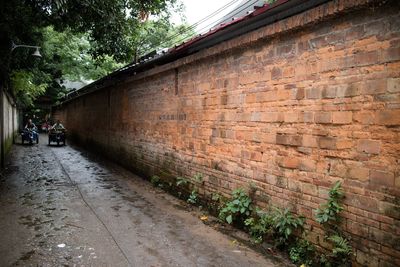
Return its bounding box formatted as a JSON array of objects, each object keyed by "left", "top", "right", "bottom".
[{"left": 0, "top": 134, "right": 288, "bottom": 266}]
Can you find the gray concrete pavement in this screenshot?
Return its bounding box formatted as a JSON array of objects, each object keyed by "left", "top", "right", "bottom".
[{"left": 0, "top": 134, "right": 287, "bottom": 266}]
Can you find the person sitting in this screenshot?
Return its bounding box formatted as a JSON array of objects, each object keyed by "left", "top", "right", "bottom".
[
  {"left": 51, "top": 120, "right": 65, "bottom": 131},
  {"left": 24, "top": 119, "right": 38, "bottom": 140}
]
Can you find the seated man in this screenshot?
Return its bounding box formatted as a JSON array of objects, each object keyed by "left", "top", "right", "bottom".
[
  {"left": 51, "top": 120, "right": 65, "bottom": 131},
  {"left": 24, "top": 119, "right": 38, "bottom": 137}
]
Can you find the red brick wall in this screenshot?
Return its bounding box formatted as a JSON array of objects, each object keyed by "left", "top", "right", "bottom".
[{"left": 54, "top": 0, "right": 400, "bottom": 265}]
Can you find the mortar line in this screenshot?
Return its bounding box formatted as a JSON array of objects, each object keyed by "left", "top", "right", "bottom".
[{"left": 49, "top": 146, "right": 133, "bottom": 267}]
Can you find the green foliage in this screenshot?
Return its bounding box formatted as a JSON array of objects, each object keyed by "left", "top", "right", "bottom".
[
  {"left": 187, "top": 189, "right": 198, "bottom": 204},
  {"left": 11, "top": 70, "right": 48, "bottom": 106},
  {"left": 289, "top": 239, "right": 316, "bottom": 266},
  {"left": 211, "top": 193, "right": 222, "bottom": 202},
  {"left": 131, "top": 17, "right": 195, "bottom": 60},
  {"left": 150, "top": 175, "right": 160, "bottom": 186},
  {"left": 328, "top": 235, "right": 352, "bottom": 263},
  {"left": 315, "top": 181, "right": 344, "bottom": 227},
  {"left": 314, "top": 181, "right": 352, "bottom": 266},
  {"left": 42, "top": 27, "right": 123, "bottom": 82},
  {"left": 1, "top": 0, "right": 188, "bottom": 108},
  {"left": 219, "top": 188, "right": 252, "bottom": 225},
  {"left": 176, "top": 176, "right": 189, "bottom": 187},
  {"left": 193, "top": 173, "right": 203, "bottom": 183},
  {"left": 271, "top": 207, "right": 305, "bottom": 246},
  {"left": 244, "top": 209, "right": 273, "bottom": 244}
]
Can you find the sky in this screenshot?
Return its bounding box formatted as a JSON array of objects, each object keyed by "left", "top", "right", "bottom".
[{"left": 174, "top": 0, "right": 240, "bottom": 33}]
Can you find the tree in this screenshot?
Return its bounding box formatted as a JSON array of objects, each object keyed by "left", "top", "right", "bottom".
[
  {"left": 129, "top": 17, "right": 195, "bottom": 62},
  {"left": 0, "top": 0, "right": 178, "bottom": 82}
]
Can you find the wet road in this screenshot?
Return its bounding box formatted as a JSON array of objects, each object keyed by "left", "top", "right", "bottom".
[{"left": 0, "top": 134, "right": 284, "bottom": 266}]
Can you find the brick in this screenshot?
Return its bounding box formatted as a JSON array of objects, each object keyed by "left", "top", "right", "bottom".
[
  {"left": 387, "top": 78, "right": 400, "bottom": 93},
  {"left": 345, "top": 25, "right": 365, "bottom": 41},
  {"left": 356, "top": 250, "right": 379, "bottom": 266},
  {"left": 330, "top": 162, "right": 347, "bottom": 177},
  {"left": 299, "top": 159, "right": 317, "bottom": 172},
  {"left": 337, "top": 83, "right": 360, "bottom": 97},
  {"left": 276, "top": 134, "right": 302, "bottom": 146},
  {"left": 284, "top": 112, "right": 298, "bottom": 123},
  {"left": 347, "top": 167, "right": 369, "bottom": 181},
  {"left": 322, "top": 86, "right": 337, "bottom": 98},
  {"left": 357, "top": 139, "right": 381, "bottom": 154},
  {"left": 302, "top": 135, "right": 318, "bottom": 148},
  {"left": 315, "top": 112, "right": 332, "bottom": 124},
  {"left": 369, "top": 227, "right": 400, "bottom": 249},
  {"left": 318, "top": 137, "right": 336, "bottom": 149},
  {"left": 375, "top": 110, "right": 400, "bottom": 125},
  {"left": 354, "top": 51, "right": 379, "bottom": 66},
  {"left": 260, "top": 112, "right": 282, "bottom": 122},
  {"left": 370, "top": 170, "right": 395, "bottom": 187},
  {"left": 347, "top": 220, "right": 368, "bottom": 236},
  {"left": 336, "top": 139, "right": 353, "bottom": 149},
  {"left": 305, "top": 88, "right": 321, "bottom": 99},
  {"left": 278, "top": 157, "right": 299, "bottom": 169},
  {"left": 361, "top": 79, "right": 387, "bottom": 95},
  {"left": 302, "top": 183, "right": 317, "bottom": 196},
  {"left": 353, "top": 111, "right": 374, "bottom": 125},
  {"left": 271, "top": 67, "right": 282, "bottom": 80},
  {"left": 332, "top": 111, "right": 353, "bottom": 124},
  {"left": 295, "top": 88, "right": 305, "bottom": 100}
]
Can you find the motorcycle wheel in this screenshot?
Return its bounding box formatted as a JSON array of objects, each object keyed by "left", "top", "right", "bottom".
[
  {"left": 57, "top": 141, "right": 60, "bottom": 146},
  {"left": 36, "top": 136, "right": 39, "bottom": 144}
]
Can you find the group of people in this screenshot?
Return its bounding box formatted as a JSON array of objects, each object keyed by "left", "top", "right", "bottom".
[
  {"left": 25, "top": 119, "right": 65, "bottom": 132},
  {"left": 24, "top": 119, "right": 65, "bottom": 143}
]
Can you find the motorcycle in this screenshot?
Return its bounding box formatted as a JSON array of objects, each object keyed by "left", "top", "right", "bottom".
[
  {"left": 48, "top": 129, "right": 66, "bottom": 146},
  {"left": 21, "top": 128, "right": 39, "bottom": 145}
]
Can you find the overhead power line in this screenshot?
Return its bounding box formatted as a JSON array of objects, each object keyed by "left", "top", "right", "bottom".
[{"left": 140, "top": 0, "right": 256, "bottom": 57}]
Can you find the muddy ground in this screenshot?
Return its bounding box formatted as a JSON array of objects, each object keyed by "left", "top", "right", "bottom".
[{"left": 0, "top": 134, "right": 291, "bottom": 266}]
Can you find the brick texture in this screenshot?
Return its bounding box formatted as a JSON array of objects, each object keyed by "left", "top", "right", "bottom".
[{"left": 53, "top": 0, "right": 400, "bottom": 265}]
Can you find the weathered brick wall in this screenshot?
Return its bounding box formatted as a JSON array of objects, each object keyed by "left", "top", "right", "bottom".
[{"left": 54, "top": 0, "right": 400, "bottom": 265}]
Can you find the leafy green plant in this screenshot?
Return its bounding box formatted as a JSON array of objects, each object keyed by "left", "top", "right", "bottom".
[
  {"left": 187, "top": 189, "right": 198, "bottom": 204},
  {"left": 193, "top": 173, "right": 203, "bottom": 183},
  {"left": 244, "top": 209, "right": 273, "bottom": 243},
  {"left": 289, "top": 239, "right": 316, "bottom": 266},
  {"left": 271, "top": 207, "right": 304, "bottom": 247},
  {"left": 315, "top": 181, "right": 344, "bottom": 228},
  {"left": 219, "top": 188, "right": 252, "bottom": 225},
  {"left": 327, "top": 235, "right": 352, "bottom": 266},
  {"left": 211, "top": 193, "right": 222, "bottom": 202},
  {"left": 314, "top": 181, "right": 352, "bottom": 266},
  {"left": 176, "top": 176, "right": 189, "bottom": 187},
  {"left": 150, "top": 175, "right": 160, "bottom": 186}
]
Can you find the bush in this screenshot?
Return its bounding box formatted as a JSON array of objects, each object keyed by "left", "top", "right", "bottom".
[
  {"left": 219, "top": 188, "right": 252, "bottom": 225},
  {"left": 244, "top": 208, "right": 273, "bottom": 243},
  {"left": 271, "top": 207, "right": 305, "bottom": 247}
]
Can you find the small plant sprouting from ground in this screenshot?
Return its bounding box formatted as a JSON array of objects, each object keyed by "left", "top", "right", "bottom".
[
  {"left": 176, "top": 176, "right": 189, "bottom": 187},
  {"left": 315, "top": 180, "right": 344, "bottom": 229},
  {"left": 187, "top": 189, "right": 198, "bottom": 204},
  {"left": 289, "top": 238, "right": 317, "bottom": 266},
  {"left": 244, "top": 208, "right": 273, "bottom": 244},
  {"left": 271, "top": 207, "right": 305, "bottom": 247},
  {"left": 150, "top": 175, "right": 160, "bottom": 186},
  {"left": 219, "top": 188, "right": 252, "bottom": 225},
  {"left": 193, "top": 173, "right": 203, "bottom": 184},
  {"left": 315, "top": 181, "right": 352, "bottom": 267}
]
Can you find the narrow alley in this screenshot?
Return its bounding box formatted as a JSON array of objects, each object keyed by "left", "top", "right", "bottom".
[{"left": 0, "top": 135, "right": 284, "bottom": 266}]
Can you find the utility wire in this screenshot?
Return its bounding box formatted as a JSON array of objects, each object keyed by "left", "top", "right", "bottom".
[
  {"left": 139, "top": 0, "right": 244, "bottom": 57},
  {"left": 165, "top": 0, "right": 260, "bottom": 53}
]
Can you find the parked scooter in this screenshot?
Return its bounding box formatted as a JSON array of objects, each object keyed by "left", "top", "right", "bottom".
[{"left": 21, "top": 129, "right": 39, "bottom": 144}]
